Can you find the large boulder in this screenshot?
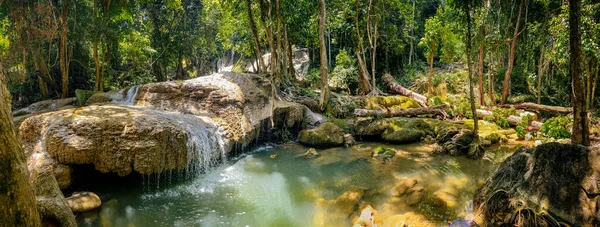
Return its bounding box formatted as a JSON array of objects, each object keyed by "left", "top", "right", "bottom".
[
  {"left": 360, "top": 118, "right": 434, "bottom": 144},
  {"left": 298, "top": 122, "right": 345, "bottom": 148},
  {"left": 474, "top": 143, "right": 600, "bottom": 226}
]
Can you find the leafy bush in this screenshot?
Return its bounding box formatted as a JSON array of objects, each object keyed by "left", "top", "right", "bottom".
[
  {"left": 496, "top": 117, "right": 510, "bottom": 128},
  {"left": 516, "top": 126, "right": 526, "bottom": 139},
  {"left": 540, "top": 116, "right": 572, "bottom": 139},
  {"left": 306, "top": 68, "right": 321, "bottom": 84},
  {"left": 490, "top": 108, "right": 517, "bottom": 128},
  {"left": 330, "top": 50, "right": 358, "bottom": 93}
]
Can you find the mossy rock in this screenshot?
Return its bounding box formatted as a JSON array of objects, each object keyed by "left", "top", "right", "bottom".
[
  {"left": 75, "top": 89, "right": 95, "bottom": 106},
  {"left": 484, "top": 133, "right": 501, "bottom": 144},
  {"left": 365, "top": 96, "right": 421, "bottom": 110},
  {"left": 373, "top": 146, "right": 396, "bottom": 160},
  {"left": 298, "top": 122, "right": 345, "bottom": 148},
  {"left": 381, "top": 119, "right": 434, "bottom": 144}
]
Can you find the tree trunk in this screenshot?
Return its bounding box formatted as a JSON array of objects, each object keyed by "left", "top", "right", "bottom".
[
  {"left": 428, "top": 52, "right": 434, "bottom": 94},
  {"left": 354, "top": 0, "right": 371, "bottom": 94},
  {"left": 464, "top": 2, "right": 479, "bottom": 142},
  {"left": 382, "top": 73, "right": 428, "bottom": 107},
  {"left": 354, "top": 104, "right": 450, "bottom": 119},
  {"left": 59, "top": 0, "right": 69, "bottom": 98},
  {"left": 569, "top": 0, "right": 590, "bottom": 146},
  {"left": 282, "top": 22, "right": 289, "bottom": 82},
  {"left": 318, "top": 0, "right": 329, "bottom": 111},
  {"left": 500, "top": 0, "right": 525, "bottom": 105},
  {"left": 537, "top": 43, "right": 546, "bottom": 104},
  {"left": 0, "top": 63, "right": 41, "bottom": 227},
  {"left": 592, "top": 65, "right": 599, "bottom": 109},
  {"left": 287, "top": 41, "right": 295, "bottom": 77},
  {"left": 356, "top": 49, "right": 372, "bottom": 94},
  {"left": 246, "top": 0, "right": 265, "bottom": 73},
  {"left": 586, "top": 61, "right": 594, "bottom": 108},
  {"left": 478, "top": 37, "right": 485, "bottom": 106},
  {"left": 501, "top": 102, "right": 572, "bottom": 114}
]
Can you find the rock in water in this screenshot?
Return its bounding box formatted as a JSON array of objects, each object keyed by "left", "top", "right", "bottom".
[
  {"left": 474, "top": 143, "right": 600, "bottom": 226},
  {"left": 303, "top": 148, "right": 320, "bottom": 158},
  {"left": 298, "top": 122, "right": 345, "bottom": 148},
  {"left": 353, "top": 205, "right": 377, "bottom": 227},
  {"left": 66, "top": 192, "right": 102, "bottom": 213}
]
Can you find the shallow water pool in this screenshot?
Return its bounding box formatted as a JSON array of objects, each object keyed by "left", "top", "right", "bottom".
[{"left": 75, "top": 142, "right": 518, "bottom": 227}]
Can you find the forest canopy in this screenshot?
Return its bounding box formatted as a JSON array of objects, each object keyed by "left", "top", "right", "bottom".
[{"left": 0, "top": 0, "right": 598, "bottom": 110}]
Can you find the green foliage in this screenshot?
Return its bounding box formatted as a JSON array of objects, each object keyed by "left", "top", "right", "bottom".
[
  {"left": 540, "top": 116, "right": 572, "bottom": 139},
  {"left": 330, "top": 50, "right": 358, "bottom": 93},
  {"left": 306, "top": 68, "right": 321, "bottom": 85},
  {"left": 496, "top": 117, "right": 510, "bottom": 129},
  {"left": 515, "top": 126, "right": 526, "bottom": 139}
]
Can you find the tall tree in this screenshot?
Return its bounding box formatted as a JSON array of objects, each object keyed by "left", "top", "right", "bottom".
[
  {"left": 318, "top": 0, "right": 329, "bottom": 110},
  {"left": 0, "top": 62, "right": 41, "bottom": 227},
  {"left": 59, "top": 0, "right": 70, "bottom": 98},
  {"left": 246, "top": 0, "right": 265, "bottom": 73},
  {"left": 569, "top": 0, "right": 590, "bottom": 146},
  {"left": 500, "top": 0, "right": 525, "bottom": 105}
]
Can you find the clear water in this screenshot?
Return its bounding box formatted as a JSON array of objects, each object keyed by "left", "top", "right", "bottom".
[{"left": 75, "top": 142, "right": 517, "bottom": 227}]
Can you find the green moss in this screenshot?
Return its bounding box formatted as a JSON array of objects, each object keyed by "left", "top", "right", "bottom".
[
  {"left": 364, "top": 96, "right": 421, "bottom": 110},
  {"left": 75, "top": 89, "right": 95, "bottom": 106}
]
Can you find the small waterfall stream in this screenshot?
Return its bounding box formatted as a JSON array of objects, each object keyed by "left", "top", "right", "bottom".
[{"left": 120, "top": 86, "right": 141, "bottom": 106}]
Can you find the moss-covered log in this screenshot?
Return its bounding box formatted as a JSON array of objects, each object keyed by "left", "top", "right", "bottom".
[{"left": 382, "top": 73, "right": 428, "bottom": 107}]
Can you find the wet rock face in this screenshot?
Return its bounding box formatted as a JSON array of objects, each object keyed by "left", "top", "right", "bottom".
[
  {"left": 298, "top": 122, "right": 345, "bottom": 148},
  {"left": 474, "top": 143, "right": 600, "bottom": 226},
  {"left": 356, "top": 118, "right": 434, "bottom": 144}
]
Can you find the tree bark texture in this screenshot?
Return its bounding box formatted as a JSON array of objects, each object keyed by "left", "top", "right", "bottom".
[
  {"left": 569, "top": 0, "right": 590, "bottom": 146},
  {"left": 318, "top": 0, "right": 329, "bottom": 110},
  {"left": 0, "top": 63, "right": 41, "bottom": 227}
]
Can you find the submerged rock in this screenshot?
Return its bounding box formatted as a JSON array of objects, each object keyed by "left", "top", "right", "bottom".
[
  {"left": 391, "top": 178, "right": 418, "bottom": 197},
  {"left": 474, "top": 143, "right": 600, "bottom": 226},
  {"left": 381, "top": 212, "right": 435, "bottom": 227},
  {"left": 298, "top": 122, "right": 345, "bottom": 148},
  {"left": 302, "top": 148, "right": 320, "bottom": 158},
  {"left": 66, "top": 192, "right": 102, "bottom": 213},
  {"left": 352, "top": 205, "right": 378, "bottom": 227}
]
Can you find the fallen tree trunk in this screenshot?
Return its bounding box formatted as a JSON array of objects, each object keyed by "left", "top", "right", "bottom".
[
  {"left": 382, "top": 73, "right": 428, "bottom": 107},
  {"left": 354, "top": 104, "right": 449, "bottom": 119},
  {"left": 501, "top": 102, "right": 572, "bottom": 114}
]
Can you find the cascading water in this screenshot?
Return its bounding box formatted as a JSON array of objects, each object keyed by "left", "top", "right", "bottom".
[
  {"left": 142, "top": 109, "right": 230, "bottom": 180},
  {"left": 120, "top": 85, "right": 141, "bottom": 106}
]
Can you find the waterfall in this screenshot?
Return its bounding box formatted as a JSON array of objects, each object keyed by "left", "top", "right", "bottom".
[
  {"left": 120, "top": 86, "right": 140, "bottom": 106},
  {"left": 146, "top": 110, "right": 230, "bottom": 177}
]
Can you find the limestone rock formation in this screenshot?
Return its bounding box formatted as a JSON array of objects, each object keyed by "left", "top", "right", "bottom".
[
  {"left": 474, "top": 143, "right": 600, "bottom": 226},
  {"left": 19, "top": 105, "right": 194, "bottom": 176},
  {"left": 298, "top": 122, "right": 345, "bottom": 148}
]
